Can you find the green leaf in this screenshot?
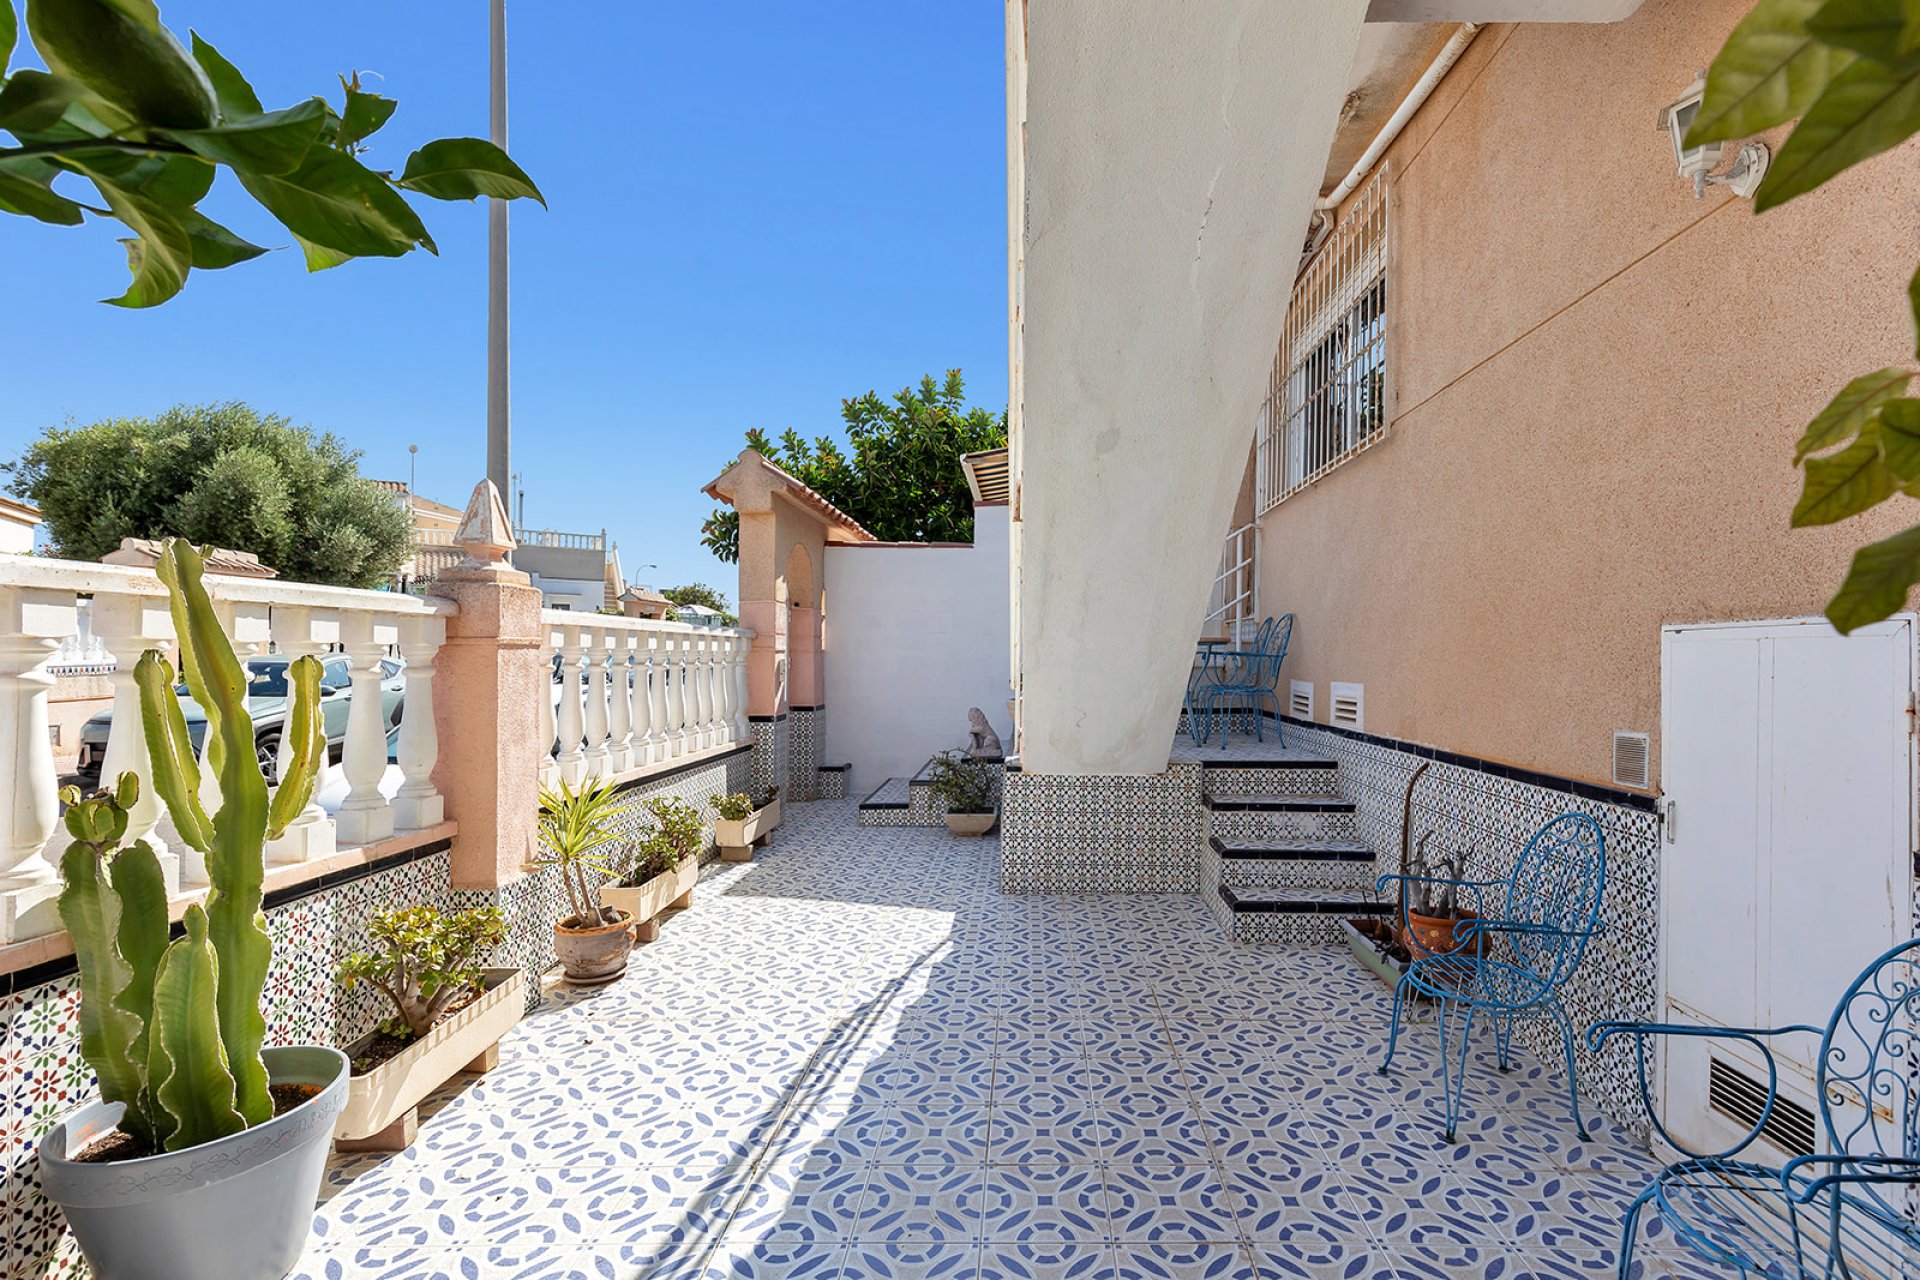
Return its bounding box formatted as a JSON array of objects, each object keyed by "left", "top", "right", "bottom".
[
  {"left": 1793, "top": 428, "right": 1898, "bottom": 524},
  {"left": 1808, "top": 0, "right": 1911, "bottom": 60},
  {"left": 0, "top": 168, "right": 85, "bottom": 225},
  {"left": 1, "top": 0, "right": 18, "bottom": 78},
  {"left": 1880, "top": 398, "right": 1920, "bottom": 483},
  {"left": 188, "top": 31, "right": 260, "bottom": 119},
  {"left": 159, "top": 98, "right": 326, "bottom": 177},
  {"left": 181, "top": 209, "right": 267, "bottom": 269},
  {"left": 398, "top": 137, "right": 545, "bottom": 207},
  {"left": 57, "top": 841, "right": 152, "bottom": 1148},
  {"left": 1757, "top": 54, "right": 1920, "bottom": 210},
  {"left": 26, "top": 0, "right": 214, "bottom": 130},
  {"left": 237, "top": 145, "right": 433, "bottom": 258},
  {"left": 338, "top": 86, "right": 397, "bottom": 151},
  {"left": 291, "top": 232, "right": 354, "bottom": 272},
  {"left": 0, "top": 70, "right": 87, "bottom": 134},
  {"left": 148, "top": 905, "right": 247, "bottom": 1151},
  {"left": 1689, "top": 0, "right": 1858, "bottom": 147},
  {"left": 93, "top": 177, "right": 193, "bottom": 307},
  {"left": 1796, "top": 368, "right": 1913, "bottom": 461},
  {"left": 1828, "top": 522, "right": 1920, "bottom": 631}
]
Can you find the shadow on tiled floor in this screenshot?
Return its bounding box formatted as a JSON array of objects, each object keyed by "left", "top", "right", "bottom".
[{"left": 291, "top": 799, "right": 1723, "bottom": 1280}]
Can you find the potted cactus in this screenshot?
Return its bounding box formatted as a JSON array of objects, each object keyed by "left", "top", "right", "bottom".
[
  {"left": 711, "top": 787, "right": 779, "bottom": 861},
  {"left": 35, "top": 541, "right": 348, "bottom": 1280},
  {"left": 529, "top": 777, "right": 638, "bottom": 986},
  {"left": 333, "top": 906, "right": 522, "bottom": 1150},
  {"left": 600, "top": 796, "right": 704, "bottom": 941}
]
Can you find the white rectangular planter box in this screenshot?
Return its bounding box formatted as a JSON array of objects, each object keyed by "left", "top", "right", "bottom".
[
  {"left": 335, "top": 968, "right": 524, "bottom": 1148},
  {"left": 600, "top": 857, "right": 699, "bottom": 942},
  {"left": 716, "top": 797, "right": 781, "bottom": 861}
]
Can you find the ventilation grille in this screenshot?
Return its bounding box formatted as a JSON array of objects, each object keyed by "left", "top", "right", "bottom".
[
  {"left": 1289, "top": 680, "right": 1314, "bottom": 720},
  {"left": 1330, "top": 682, "right": 1364, "bottom": 730},
  {"left": 1612, "top": 731, "right": 1651, "bottom": 790},
  {"left": 1709, "top": 1056, "right": 1815, "bottom": 1157}
]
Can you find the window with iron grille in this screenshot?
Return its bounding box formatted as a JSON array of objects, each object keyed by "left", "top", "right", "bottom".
[{"left": 1257, "top": 171, "right": 1389, "bottom": 513}]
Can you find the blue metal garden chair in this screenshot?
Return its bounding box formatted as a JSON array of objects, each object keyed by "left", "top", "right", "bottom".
[
  {"left": 1591, "top": 935, "right": 1920, "bottom": 1280},
  {"left": 1186, "top": 616, "right": 1273, "bottom": 746},
  {"left": 1193, "top": 613, "right": 1293, "bottom": 746},
  {"left": 1376, "top": 812, "right": 1606, "bottom": 1142}
]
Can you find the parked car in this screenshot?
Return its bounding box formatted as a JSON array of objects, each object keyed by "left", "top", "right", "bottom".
[{"left": 75, "top": 654, "right": 404, "bottom": 784}]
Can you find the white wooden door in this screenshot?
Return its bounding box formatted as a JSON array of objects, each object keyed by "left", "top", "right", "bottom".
[{"left": 1658, "top": 617, "right": 1914, "bottom": 1158}]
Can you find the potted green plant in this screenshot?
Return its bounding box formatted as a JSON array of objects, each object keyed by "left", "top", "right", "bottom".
[
  {"left": 35, "top": 541, "right": 346, "bottom": 1280},
  {"left": 530, "top": 777, "right": 637, "bottom": 986},
  {"left": 1398, "top": 831, "right": 1482, "bottom": 961},
  {"left": 600, "top": 796, "right": 703, "bottom": 941},
  {"left": 711, "top": 786, "right": 780, "bottom": 861},
  {"left": 928, "top": 749, "right": 997, "bottom": 836},
  {"left": 333, "top": 906, "right": 521, "bottom": 1150}
]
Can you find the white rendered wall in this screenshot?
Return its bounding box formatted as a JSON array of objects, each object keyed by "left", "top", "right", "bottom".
[
  {"left": 530, "top": 575, "right": 602, "bottom": 613},
  {"left": 824, "top": 507, "right": 1012, "bottom": 792}
]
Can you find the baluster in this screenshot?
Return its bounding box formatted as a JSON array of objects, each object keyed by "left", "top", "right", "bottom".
[
  {"left": 607, "top": 630, "right": 634, "bottom": 772},
  {"left": 539, "top": 628, "right": 559, "bottom": 788},
  {"left": 688, "top": 633, "right": 710, "bottom": 751},
  {"left": 582, "top": 626, "right": 611, "bottom": 778},
  {"left": 266, "top": 606, "right": 339, "bottom": 864},
  {"left": 393, "top": 613, "right": 446, "bottom": 829},
  {"left": 89, "top": 594, "right": 181, "bottom": 893},
  {"left": 0, "top": 588, "right": 78, "bottom": 943},
  {"left": 335, "top": 615, "right": 399, "bottom": 846},
  {"left": 731, "top": 633, "right": 750, "bottom": 743},
  {"left": 555, "top": 625, "right": 587, "bottom": 784},
  {"left": 714, "top": 634, "right": 735, "bottom": 747},
  {"left": 662, "top": 632, "right": 686, "bottom": 757},
  {"left": 703, "top": 635, "right": 724, "bottom": 748},
  {"left": 644, "top": 635, "right": 667, "bottom": 764}
]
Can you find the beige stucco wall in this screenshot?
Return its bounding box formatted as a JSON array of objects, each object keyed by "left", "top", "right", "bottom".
[{"left": 1258, "top": 0, "right": 1920, "bottom": 789}]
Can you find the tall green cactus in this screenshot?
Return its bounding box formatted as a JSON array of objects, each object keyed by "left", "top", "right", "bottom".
[{"left": 55, "top": 539, "right": 326, "bottom": 1151}]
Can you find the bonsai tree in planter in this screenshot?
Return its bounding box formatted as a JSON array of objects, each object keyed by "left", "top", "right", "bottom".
[
  {"left": 530, "top": 777, "right": 636, "bottom": 986},
  {"left": 927, "top": 749, "right": 996, "bottom": 836},
  {"left": 339, "top": 905, "right": 507, "bottom": 1044},
  {"left": 637, "top": 796, "right": 703, "bottom": 877},
  {"left": 38, "top": 539, "right": 346, "bottom": 1280}
]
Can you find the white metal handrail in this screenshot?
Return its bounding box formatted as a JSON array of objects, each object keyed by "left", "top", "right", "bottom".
[
  {"left": 1202, "top": 523, "right": 1257, "bottom": 641},
  {"left": 537, "top": 609, "right": 753, "bottom": 786}
]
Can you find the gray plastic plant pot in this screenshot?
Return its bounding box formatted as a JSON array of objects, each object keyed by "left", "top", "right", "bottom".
[{"left": 37, "top": 1044, "right": 349, "bottom": 1280}]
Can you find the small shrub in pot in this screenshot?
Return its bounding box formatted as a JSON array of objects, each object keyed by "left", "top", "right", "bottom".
[
  {"left": 339, "top": 905, "right": 508, "bottom": 1049},
  {"left": 927, "top": 750, "right": 996, "bottom": 836}
]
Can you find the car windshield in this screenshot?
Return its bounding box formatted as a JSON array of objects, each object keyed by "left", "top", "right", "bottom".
[{"left": 172, "top": 660, "right": 289, "bottom": 700}]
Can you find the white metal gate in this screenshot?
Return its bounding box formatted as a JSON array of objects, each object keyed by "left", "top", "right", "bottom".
[{"left": 1658, "top": 616, "right": 1915, "bottom": 1158}]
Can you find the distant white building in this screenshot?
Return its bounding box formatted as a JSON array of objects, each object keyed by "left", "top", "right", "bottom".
[{"left": 0, "top": 496, "right": 43, "bottom": 555}]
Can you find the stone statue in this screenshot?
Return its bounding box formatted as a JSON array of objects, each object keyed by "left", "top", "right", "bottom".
[{"left": 967, "top": 708, "right": 1002, "bottom": 758}]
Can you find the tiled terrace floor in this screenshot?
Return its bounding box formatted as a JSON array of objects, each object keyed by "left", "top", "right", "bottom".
[{"left": 293, "top": 800, "right": 1720, "bottom": 1280}]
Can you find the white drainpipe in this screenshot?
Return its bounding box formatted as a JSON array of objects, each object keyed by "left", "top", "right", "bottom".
[{"left": 1316, "top": 22, "right": 1481, "bottom": 214}]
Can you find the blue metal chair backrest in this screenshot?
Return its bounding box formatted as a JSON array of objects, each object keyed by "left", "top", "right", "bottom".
[
  {"left": 1819, "top": 936, "right": 1920, "bottom": 1223},
  {"left": 1499, "top": 813, "right": 1606, "bottom": 988},
  {"left": 1260, "top": 614, "right": 1295, "bottom": 688}
]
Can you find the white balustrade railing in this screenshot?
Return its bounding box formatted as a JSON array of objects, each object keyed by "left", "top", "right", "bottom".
[
  {"left": 0, "top": 555, "right": 457, "bottom": 944},
  {"left": 538, "top": 610, "right": 754, "bottom": 787}
]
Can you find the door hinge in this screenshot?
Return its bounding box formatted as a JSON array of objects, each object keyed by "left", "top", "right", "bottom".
[
  {"left": 1908, "top": 692, "right": 1918, "bottom": 737},
  {"left": 1662, "top": 797, "right": 1677, "bottom": 843}
]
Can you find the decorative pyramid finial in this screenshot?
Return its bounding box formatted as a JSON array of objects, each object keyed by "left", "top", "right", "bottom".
[{"left": 454, "top": 479, "right": 516, "bottom": 569}]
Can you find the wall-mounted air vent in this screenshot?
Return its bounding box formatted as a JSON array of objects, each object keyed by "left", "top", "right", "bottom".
[
  {"left": 1613, "top": 730, "right": 1651, "bottom": 790},
  {"left": 1330, "top": 682, "right": 1364, "bottom": 730},
  {"left": 1709, "top": 1056, "right": 1815, "bottom": 1157},
  {"left": 1289, "top": 680, "right": 1314, "bottom": 721}
]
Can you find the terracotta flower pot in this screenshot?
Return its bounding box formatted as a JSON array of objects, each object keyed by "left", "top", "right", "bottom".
[
  {"left": 554, "top": 910, "right": 636, "bottom": 986},
  {"left": 1401, "top": 908, "right": 1484, "bottom": 962}
]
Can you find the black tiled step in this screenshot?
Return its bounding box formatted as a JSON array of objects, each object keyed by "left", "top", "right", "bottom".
[
  {"left": 1196, "top": 758, "right": 1339, "bottom": 770},
  {"left": 1202, "top": 794, "right": 1355, "bottom": 813},
  {"left": 1218, "top": 886, "right": 1392, "bottom": 915},
  {"left": 859, "top": 778, "right": 911, "bottom": 810},
  {"left": 1208, "top": 835, "right": 1374, "bottom": 863}
]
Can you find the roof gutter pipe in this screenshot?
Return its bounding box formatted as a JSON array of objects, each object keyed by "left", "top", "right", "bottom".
[{"left": 1315, "top": 22, "right": 1480, "bottom": 213}]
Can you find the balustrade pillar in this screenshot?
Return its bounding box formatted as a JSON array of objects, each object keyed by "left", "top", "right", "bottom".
[
  {"left": 732, "top": 635, "right": 751, "bottom": 743},
  {"left": 265, "top": 606, "right": 339, "bottom": 865},
  {"left": 538, "top": 629, "right": 559, "bottom": 788},
  {"left": 582, "top": 627, "right": 612, "bottom": 778},
  {"left": 89, "top": 595, "right": 181, "bottom": 894},
  {"left": 335, "top": 615, "right": 399, "bottom": 846},
  {"left": 643, "top": 639, "right": 667, "bottom": 764},
  {"left": 689, "top": 634, "right": 711, "bottom": 751},
  {"left": 0, "top": 588, "right": 77, "bottom": 943},
  {"left": 555, "top": 625, "right": 587, "bottom": 784},
  {"left": 704, "top": 637, "right": 725, "bottom": 748},
  {"left": 607, "top": 631, "right": 635, "bottom": 772},
  {"left": 661, "top": 633, "right": 686, "bottom": 757},
  {"left": 392, "top": 614, "right": 446, "bottom": 830},
  {"left": 715, "top": 635, "right": 735, "bottom": 746}
]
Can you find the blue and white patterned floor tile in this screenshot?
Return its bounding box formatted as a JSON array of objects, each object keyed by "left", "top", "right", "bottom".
[{"left": 289, "top": 798, "right": 1721, "bottom": 1280}]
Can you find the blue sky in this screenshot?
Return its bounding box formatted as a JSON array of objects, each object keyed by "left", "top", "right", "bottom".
[{"left": 0, "top": 1, "right": 1009, "bottom": 603}]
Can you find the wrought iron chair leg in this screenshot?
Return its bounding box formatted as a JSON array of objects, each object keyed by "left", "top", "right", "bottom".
[
  {"left": 1379, "top": 973, "right": 1411, "bottom": 1075},
  {"left": 1615, "top": 1189, "right": 1653, "bottom": 1280},
  {"left": 1494, "top": 1014, "right": 1514, "bottom": 1073},
  {"left": 1550, "top": 998, "right": 1590, "bottom": 1140},
  {"left": 1436, "top": 997, "right": 1476, "bottom": 1143}
]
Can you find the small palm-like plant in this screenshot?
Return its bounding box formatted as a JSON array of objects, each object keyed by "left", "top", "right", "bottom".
[
  {"left": 530, "top": 777, "right": 630, "bottom": 928},
  {"left": 57, "top": 539, "right": 326, "bottom": 1153}
]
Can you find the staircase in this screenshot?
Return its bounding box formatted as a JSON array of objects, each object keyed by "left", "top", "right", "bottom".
[
  {"left": 1198, "top": 757, "right": 1390, "bottom": 944},
  {"left": 858, "top": 755, "right": 1007, "bottom": 828}
]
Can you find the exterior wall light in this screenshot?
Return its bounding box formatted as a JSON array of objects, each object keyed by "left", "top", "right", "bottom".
[{"left": 1659, "top": 73, "right": 1769, "bottom": 199}]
